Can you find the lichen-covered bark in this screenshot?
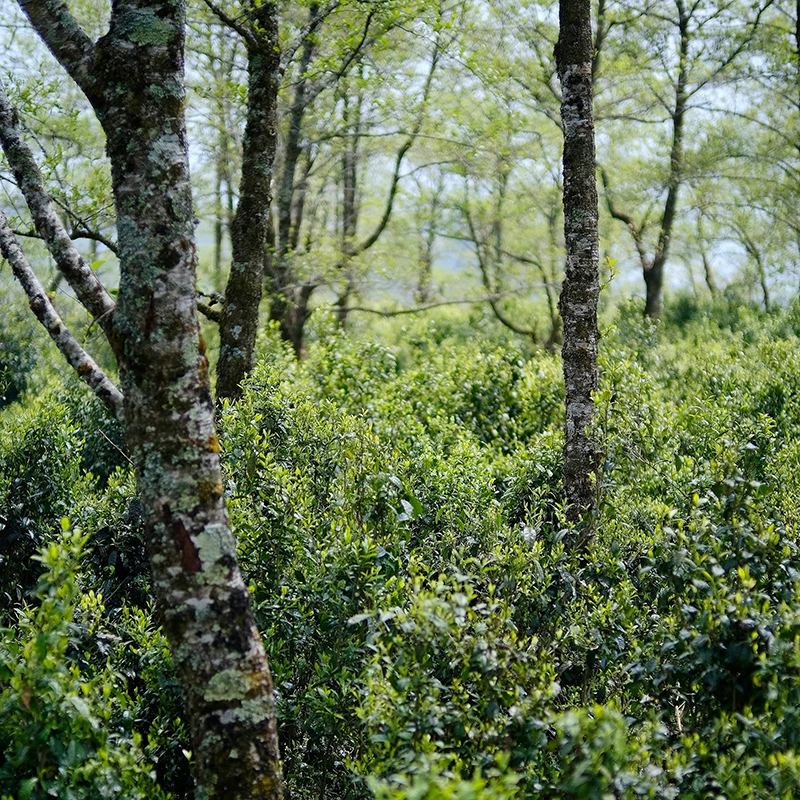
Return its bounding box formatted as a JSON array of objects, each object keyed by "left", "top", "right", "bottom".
[
  {"left": 555, "top": 0, "right": 600, "bottom": 527},
  {"left": 216, "top": 0, "right": 279, "bottom": 403},
  {"left": 0, "top": 78, "right": 118, "bottom": 346},
  {"left": 18, "top": 1, "right": 283, "bottom": 797},
  {"left": 0, "top": 211, "right": 123, "bottom": 419}
]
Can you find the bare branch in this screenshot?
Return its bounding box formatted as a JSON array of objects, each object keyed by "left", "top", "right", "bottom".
[
  {"left": 499, "top": 247, "right": 543, "bottom": 267},
  {"left": 463, "top": 200, "right": 538, "bottom": 339},
  {"left": 339, "top": 288, "right": 547, "bottom": 317},
  {"left": 198, "top": 288, "right": 226, "bottom": 306},
  {"left": 50, "top": 195, "right": 120, "bottom": 254},
  {"left": 599, "top": 166, "right": 652, "bottom": 271},
  {"left": 0, "top": 211, "right": 123, "bottom": 419},
  {"left": 198, "top": 301, "right": 222, "bottom": 323},
  {"left": 13, "top": 225, "right": 118, "bottom": 255},
  {"left": 349, "top": 26, "right": 442, "bottom": 256},
  {"left": 688, "top": 0, "right": 776, "bottom": 98},
  {"left": 306, "top": 10, "right": 377, "bottom": 105}
]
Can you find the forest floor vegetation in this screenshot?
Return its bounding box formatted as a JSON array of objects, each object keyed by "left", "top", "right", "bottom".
[{"left": 2, "top": 294, "right": 800, "bottom": 799}]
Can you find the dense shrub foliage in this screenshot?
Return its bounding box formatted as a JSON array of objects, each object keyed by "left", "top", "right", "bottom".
[
  {"left": 2, "top": 299, "right": 800, "bottom": 798},
  {"left": 0, "top": 304, "right": 37, "bottom": 409}
]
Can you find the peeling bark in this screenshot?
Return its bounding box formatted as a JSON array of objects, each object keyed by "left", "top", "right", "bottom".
[
  {"left": 216, "top": 0, "right": 280, "bottom": 403},
  {"left": 0, "top": 211, "right": 124, "bottom": 419},
  {"left": 556, "top": 0, "right": 600, "bottom": 527},
  {"left": 17, "top": 1, "right": 283, "bottom": 797}
]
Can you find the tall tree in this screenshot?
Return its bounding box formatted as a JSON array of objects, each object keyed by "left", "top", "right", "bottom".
[
  {"left": 8, "top": 1, "right": 282, "bottom": 797},
  {"left": 597, "top": 0, "right": 772, "bottom": 317},
  {"left": 598, "top": 0, "right": 690, "bottom": 319},
  {"left": 211, "top": 0, "right": 280, "bottom": 402},
  {"left": 556, "top": 0, "right": 600, "bottom": 525}
]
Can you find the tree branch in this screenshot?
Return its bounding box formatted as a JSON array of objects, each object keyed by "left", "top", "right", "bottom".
[
  {"left": 306, "top": 10, "right": 377, "bottom": 105},
  {"left": 13, "top": 225, "right": 118, "bottom": 255},
  {"left": 0, "top": 78, "right": 117, "bottom": 343},
  {"left": 688, "top": 0, "right": 776, "bottom": 98},
  {"left": 50, "top": 195, "right": 120, "bottom": 254},
  {"left": 202, "top": 0, "right": 261, "bottom": 49},
  {"left": 16, "top": 0, "right": 97, "bottom": 96},
  {"left": 198, "top": 301, "right": 222, "bottom": 323},
  {"left": 463, "top": 200, "right": 538, "bottom": 339},
  {"left": 599, "top": 166, "right": 652, "bottom": 271},
  {"left": 280, "top": 0, "right": 341, "bottom": 74},
  {"left": 339, "top": 289, "right": 545, "bottom": 317},
  {"left": 0, "top": 211, "right": 123, "bottom": 419},
  {"left": 349, "top": 30, "right": 442, "bottom": 257}
]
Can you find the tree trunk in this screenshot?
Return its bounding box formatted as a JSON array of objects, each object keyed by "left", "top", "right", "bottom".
[
  {"left": 216, "top": 3, "right": 280, "bottom": 403},
  {"left": 213, "top": 133, "right": 227, "bottom": 293},
  {"left": 556, "top": 0, "right": 600, "bottom": 527},
  {"left": 275, "top": 3, "right": 317, "bottom": 266},
  {"left": 279, "top": 284, "right": 314, "bottom": 358},
  {"left": 643, "top": 261, "right": 664, "bottom": 318},
  {"left": 17, "top": 2, "right": 283, "bottom": 797},
  {"left": 415, "top": 177, "right": 442, "bottom": 304},
  {"left": 0, "top": 209, "right": 124, "bottom": 419},
  {"left": 267, "top": 3, "right": 318, "bottom": 356}
]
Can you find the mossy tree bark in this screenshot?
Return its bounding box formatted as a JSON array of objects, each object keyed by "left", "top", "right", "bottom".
[
  {"left": 555, "top": 0, "right": 600, "bottom": 527},
  {"left": 15, "top": 1, "right": 283, "bottom": 797}
]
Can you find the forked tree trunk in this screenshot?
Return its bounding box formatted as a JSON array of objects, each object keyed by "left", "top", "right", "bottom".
[
  {"left": 644, "top": 0, "right": 689, "bottom": 319},
  {"left": 17, "top": 1, "right": 282, "bottom": 797},
  {"left": 555, "top": 0, "right": 600, "bottom": 527}
]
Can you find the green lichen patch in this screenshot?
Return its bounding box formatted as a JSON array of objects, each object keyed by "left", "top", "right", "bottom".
[
  {"left": 194, "top": 523, "right": 234, "bottom": 567},
  {"left": 116, "top": 9, "right": 175, "bottom": 47},
  {"left": 205, "top": 669, "right": 249, "bottom": 702}
]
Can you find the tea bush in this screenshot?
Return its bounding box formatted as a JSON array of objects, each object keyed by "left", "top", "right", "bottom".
[
  {"left": 0, "top": 308, "right": 37, "bottom": 409},
  {"left": 3, "top": 301, "right": 800, "bottom": 798},
  {"left": 0, "top": 530, "right": 164, "bottom": 800}
]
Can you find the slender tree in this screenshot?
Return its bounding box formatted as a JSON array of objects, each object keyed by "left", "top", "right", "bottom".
[
  {"left": 9, "top": 1, "right": 282, "bottom": 797},
  {"left": 598, "top": 0, "right": 690, "bottom": 319},
  {"left": 555, "top": 0, "right": 600, "bottom": 526},
  {"left": 213, "top": 0, "right": 280, "bottom": 402}
]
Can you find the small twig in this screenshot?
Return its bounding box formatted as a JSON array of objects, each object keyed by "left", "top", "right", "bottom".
[
  {"left": 99, "top": 429, "right": 133, "bottom": 465},
  {"left": 84, "top": 307, "right": 115, "bottom": 341}
]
